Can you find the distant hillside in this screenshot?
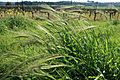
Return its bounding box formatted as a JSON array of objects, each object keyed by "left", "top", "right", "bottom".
[{"left": 0, "top": 1, "right": 120, "bottom": 7}]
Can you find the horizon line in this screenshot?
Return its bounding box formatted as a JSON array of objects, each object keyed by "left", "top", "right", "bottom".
[{"left": 0, "top": 1, "right": 120, "bottom": 3}]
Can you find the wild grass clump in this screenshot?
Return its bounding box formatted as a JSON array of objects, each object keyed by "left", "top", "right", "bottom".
[
  {"left": 111, "top": 19, "right": 120, "bottom": 25},
  {"left": 0, "top": 14, "right": 120, "bottom": 80},
  {"left": 0, "top": 16, "right": 36, "bottom": 32},
  {"left": 9, "top": 20, "right": 120, "bottom": 80},
  {"left": 46, "top": 23, "right": 120, "bottom": 80}
]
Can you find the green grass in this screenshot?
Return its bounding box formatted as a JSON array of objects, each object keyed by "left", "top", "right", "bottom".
[{"left": 0, "top": 14, "right": 120, "bottom": 80}]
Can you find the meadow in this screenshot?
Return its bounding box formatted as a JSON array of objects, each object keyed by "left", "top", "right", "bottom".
[{"left": 0, "top": 5, "right": 120, "bottom": 80}]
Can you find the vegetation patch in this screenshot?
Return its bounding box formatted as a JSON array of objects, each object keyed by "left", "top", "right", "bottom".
[
  {"left": 0, "top": 16, "right": 36, "bottom": 32},
  {"left": 0, "top": 5, "right": 120, "bottom": 80}
]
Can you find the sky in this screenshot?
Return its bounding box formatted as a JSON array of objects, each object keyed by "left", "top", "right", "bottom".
[{"left": 0, "top": 0, "right": 120, "bottom": 2}]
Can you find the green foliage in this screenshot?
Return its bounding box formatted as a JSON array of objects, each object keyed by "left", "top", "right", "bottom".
[
  {"left": 45, "top": 21, "right": 120, "bottom": 80},
  {"left": 0, "top": 14, "right": 120, "bottom": 80},
  {"left": 111, "top": 20, "right": 120, "bottom": 25},
  {"left": 0, "top": 16, "right": 36, "bottom": 32}
]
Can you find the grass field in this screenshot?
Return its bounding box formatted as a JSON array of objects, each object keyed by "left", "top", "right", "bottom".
[{"left": 0, "top": 6, "right": 120, "bottom": 80}]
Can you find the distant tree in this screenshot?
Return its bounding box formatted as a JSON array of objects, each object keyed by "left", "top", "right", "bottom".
[{"left": 6, "top": 2, "right": 12, "bottom": 7}]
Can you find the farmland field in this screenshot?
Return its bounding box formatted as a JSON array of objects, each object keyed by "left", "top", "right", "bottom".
[{"left": 0, "top": 4, "right": 120, "bottom": 80}]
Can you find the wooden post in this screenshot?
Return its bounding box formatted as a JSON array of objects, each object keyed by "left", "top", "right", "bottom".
[
  {"left": 89, "top": 10, "right": 92, "bottom": 17},
  {"left": 94, "top": 11, "right": 97, "bottom": 21},
  {"left": 47, "top": 12, "right": 50, "bottom": 19},
  {"left": 109, "top": 12, "right": 112, "bottom": 20},
  {"left": 32, "top": 11, "right": 34, "bottom": 18}
]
